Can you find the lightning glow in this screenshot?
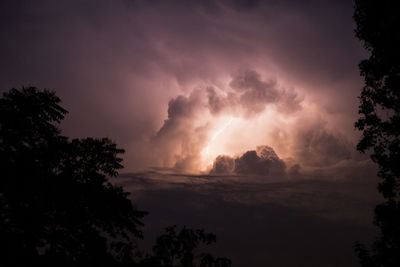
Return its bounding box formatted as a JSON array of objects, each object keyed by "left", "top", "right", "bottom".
[{"left": 201, "top": 117, "right": 234, "bottom": 168}]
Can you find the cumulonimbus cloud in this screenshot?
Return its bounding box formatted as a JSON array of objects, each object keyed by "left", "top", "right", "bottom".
[
  {"left": 210, "top": 145, "right": 286, "bottom": 177},
  {"left": 207, "top": 69, "right": 303, "bottom": 117},
  {"left": 149, "top": 67, "right": 358, "bottom": 174},
  {"left": 150, "top": 69, "right": 307, "bottom": 172}
]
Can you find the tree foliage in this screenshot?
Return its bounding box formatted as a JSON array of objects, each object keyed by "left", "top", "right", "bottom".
[
  {"left": 353, "top": 1, "right": 400, "bottom": 266},
  {"left": 140, "top": 225, "right": 231, "bottom": 267},
  {"left": 0, "top": 87, "right": 147, "bottom": 266},
  {"left": 0, "top": 87, "right": 231, "bottom": 267}
]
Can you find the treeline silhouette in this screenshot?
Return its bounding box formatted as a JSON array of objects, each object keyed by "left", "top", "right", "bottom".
[
  {"left": 0, "top": 87, "right": 231, "bottom": 267},
  {"left": 353, "top": 0, "right": 400, "bottom": 266}
]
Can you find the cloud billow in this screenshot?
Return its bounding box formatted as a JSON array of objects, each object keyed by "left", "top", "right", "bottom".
[
  {"left": 152, "top": 89, "right": 208, "bottom": 171},
  {"left": 0, "top": 0, "right": 364, "bottom": 173},
  {"left": 207, "top": 69, "right": 303, "bottom": 117},
  {"left": 152, "top": 68, "right": 304, "bottom": 172},
  {"left": 210, "top": 145, "right": 286, "bottom": 177}
]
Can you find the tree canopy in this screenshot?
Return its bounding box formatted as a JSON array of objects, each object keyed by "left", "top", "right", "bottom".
[
  {"left": 140, "top": 225, "right": 231, "bottom": 267},
  {"left": 0, "top": 87, "right": 147, "bottom": 266},
  {"left": 353, "top": 0, "right": 400, "bottom": 266},
  {"left": 0, "top": 87, "right": 231, "bottom": 267}
]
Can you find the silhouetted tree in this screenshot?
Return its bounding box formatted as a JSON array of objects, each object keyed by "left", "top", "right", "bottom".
[
  {"left": 140, "top": 225, "right": 231, "bottom": 267},
  {"left": 353, "top": 1, "right": 400, "bottom": 266},
  {"left": 0, "top": 87, "right": 231, "bottom": 267},
  {"left": 0, "top": 87, "right": 147, "bottom": 266}
]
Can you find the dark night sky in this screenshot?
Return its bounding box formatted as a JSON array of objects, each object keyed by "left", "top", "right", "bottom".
[{"left": 0, "top": 1, "right": 380, "bottom": 266}]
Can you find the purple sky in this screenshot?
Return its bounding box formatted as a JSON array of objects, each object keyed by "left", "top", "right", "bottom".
[
  {"left": 0, "top": 0, "right": 368, "bottom": 174},
  {"left": 1, "top": 2, "right": 381, "bottom": 265}
]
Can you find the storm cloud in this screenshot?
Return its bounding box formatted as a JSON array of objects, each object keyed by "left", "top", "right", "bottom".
[
  {"left": 151, "top": 89, "right": 209, "bottom": 171},
  {"left": 207, "top": 69, "right": 303, "bottom": 117},
  {"left": 210, "top": 145, "right": 286, "bottom": 176},
  {"left": 150, "top": 68, "right": 308, "bottom": 172},
  {"left": 0, "top": 0, "right": 366, "bottom": 173},
  {"left": 0, "top": 2, "right": 379, "bottom": 264}
]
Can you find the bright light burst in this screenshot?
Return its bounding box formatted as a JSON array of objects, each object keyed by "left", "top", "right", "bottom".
[{"left": 201, "top": 117, "right": 234, "bottom": 168}]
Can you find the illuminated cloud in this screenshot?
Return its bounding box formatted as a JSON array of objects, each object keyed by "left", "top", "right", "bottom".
[
  {"left": 151, "top": 89, "right": 209, "bottom": 171},
  {"left": 210, "top": 145, "right": 286, "bottom": 176},
  {"left": 0, "top": 0, "right": 365, "bottom": 174},
  {"left": 206, "top": 69, "right": 303, "bottom": 117},
  {"left": 230, "top": 69, "right": 280, "bottom": 115},
  {"left": 148, "top": 66, "right": 359, "bottom": 174},
  {"left": 292, "top": 119, "right": 352, "bottom": 167},
  {"left": 210, "top": 155, "right": 235, "bottom": 174},
  {"left": 150, "top": 68, "right": 305, "bottom": 172}
]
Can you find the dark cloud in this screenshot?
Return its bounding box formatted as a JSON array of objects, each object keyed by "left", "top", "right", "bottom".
[
  {"left": 235, "top": 150, "right": 264, "bottom": 174},
  {"left": 230, "top": 0, "right": 262, "bottom": 10},
  {"left": 230, "top": 69, "right": 280, "bottom": 115},
  {"left": 275, "top": 87, "right": 303, "bottom": 114},
  {"left": 206, "top": 69, "right": 303, "bottom": 117},
  {"left": 293, "top": 120, "right": 352, "bottom": 167},
  {"left": 206, "top": 86, "right": 229, "bottom": 115},
  {"left": 152, "top": 89, "right": 208, "bottom": 171},
  {"left": 117, "top": 167, "right": 380, "bottom": 267},
  {"left": 210, "top": 145, "right": 286, "bottom": 176},
  {"left": 163, "top": 90, "right": 202, "bottom": 123},
  {"left": 235, "top": 145, "right": 286, "bottom": 176},
  {"left": 210, "top": 155, "right": 235, "bottom": 174},
  {"left": 0, "top": 0, "right": 365, "bottom": 172}
]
